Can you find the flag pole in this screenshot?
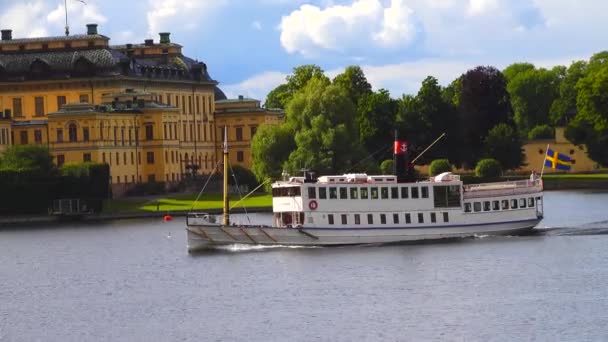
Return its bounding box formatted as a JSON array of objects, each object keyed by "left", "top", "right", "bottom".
[{"left": 540, "top": 144, "right": 550, "bottom": 178}]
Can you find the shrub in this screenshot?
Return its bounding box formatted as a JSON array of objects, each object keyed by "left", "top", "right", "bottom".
[
  {"left": 380, "top": 159, "right": 394, "bottom": 175},
  {"left": 528, "top": 124, "right": 554, "bottom": 140},
  {"left": 475, "top": 158, "right": 502, "bottom": 178},
  {"left": 228, "top": 165, "right": 259, "bottom": 190},
  {"left": 429, "top": 159, "right": 452, "bottom": 176}
]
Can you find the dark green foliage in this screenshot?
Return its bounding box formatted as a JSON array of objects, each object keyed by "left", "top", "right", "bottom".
[
  {"left": 0, "top": 145, "right": 56, "bottom": 175},
  {"left": 228, "top": 165, "right": 259, "bottom": 189},
  {"left": 251, "top": 124, "right": 296, "bottom": 183},
  {"left": 475, "top": 158, "right": 502, "bottom": 178},
  {"left": 429, "top": 159, "right": 452, "bottom": 176},
  {"left": 264, "top": 84, "right": 290, "bottom": 109},
  {"left": 550, "top": 60, "right": 587, "bottom": 125},
  {"left": 357, "top": 89, "right": 398, "bottom": 160},
  {"left": 379, "top": 159, "right": 394, "bottom": 175},
  {"left": 528, "top": 125, "right": 555, "bottom": 139},
  {"left": 457, "top": 66, "right": 513, "bottom": 168},
  {"left": 0, "top": 169, "right": 57, "bottom": 215},
  {"left": 483, "top": 123, "right": 524, "bottom": 170},
  {"left": 333, "top": 65, "right": 373, "bottom": 105}
]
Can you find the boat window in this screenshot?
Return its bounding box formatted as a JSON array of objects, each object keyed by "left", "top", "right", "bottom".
[
  {"left": 511, "top": 199, "right": 518, "bottom": 209},
  {"left": 393, "top": 213, "right": 399, "bottom": 224},
  {"left": 464, "top": 203, "right": 472, "bottom": 212},
  {"left": 528, "top": 197, "right": 534, "bottom": 207},
  {"left": 418, "top": 213, "right": 424, "bottom": 223},
  {"left": 401, "top": 187, "right": 409, "bottom": 199},
  {"left": 328, "top": 214, "right": 334, "bottom": 225},
  {"left": 308, "top": 187, "right": 316, "bottom": 199},
  {"left": 380, "top": 214, "right": 386, "bottom": 224},
  {"left": 411, "top": 187, "right": 419, "bottom": 199},
  {"left": 519, "top": 198, "right": 526, "bottom": 208},
  {"left": 391, "top": 187, "right": 399, "bottom": 199},
  {"left": 339, "top": 187, "right": 348, "bottom": 199},
  {"left": 329, "top": 187, "right": 337, "bottom": 199},
  {"left": 360, "top": 187, "right": 369, "bottom": 199},
  {"left": 371, "top": 187, "right": 379, "bottom": 199},
  {"left": 381, "top": 187, "right": 389, "bottom": 199},
  {"left": 473, "top": 202, "right": 482, "bottom": 212},
  {"left": 492, "top": 201, "right": 500, "bottom": 210},
  {"left": 272, "top": 186, "right": 301, "bottom": 197},
  {"left": 421, "top": 186, "right": 429, "bottom": 198},
  {"left": 430, "top": 212, "right": 436, "bottom": 223},
  {"left": 319, "top": 187, "right": 327, "bottom": 199},
  {"left": 502, "top": 200, "right": 509, "bottom": 210},
  {"left": 483, "top": 201, "right": 491, "bottom": 211},
  {"left": 341, "top": 214, "right": 347, "bottom": 225},
  {"left": 405, "top": 213, "right": 411, "bottom": 224},
  {"left": 350, "top": 187, "right": 358, "bottom": 199},
  {"left": 354, "top": 214, "right": 361, "bottom": 225},
  {"left": 443, "top": 212, "right": 449, "bottom": 222},
  {"left": 367, "top": 214, "right": 373, "bottom": 224},
  {"left": 433, "top": 185, "right": 461, "bottom": 208}
]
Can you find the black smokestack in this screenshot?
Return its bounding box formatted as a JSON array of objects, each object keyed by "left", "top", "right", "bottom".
[{"left": 393, "top": 129, "right": 409, "bottom": 182}]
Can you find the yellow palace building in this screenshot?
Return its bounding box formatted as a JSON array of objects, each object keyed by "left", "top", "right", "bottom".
[{"left": 0, "top": 24, "right": 283, "bottom": 196}]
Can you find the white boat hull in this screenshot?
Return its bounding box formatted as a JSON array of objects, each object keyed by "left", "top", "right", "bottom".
[{"left": 186, "top": 218, "right": 541, "bottom": 252}]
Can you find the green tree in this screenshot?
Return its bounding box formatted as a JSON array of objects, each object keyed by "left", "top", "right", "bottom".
[
  {"left": 549, "top": 60, "right": 587, "bottom": 125},
  {"left": 263, "top": 65, "right": 328, "bottom": 110},
  {"left": 379, "top": 159, "right": 394, "bottom": 174},
  {"left": 566, "top": 63, "right": 608, "bottom": 165},
  {"left": 332, "top": 65, "right": 372, "bottom": 105},
  {"left": 456, "top": 66, "right": 513, "bottom": 168},
  {"left": 0, "top": 145, "right": 56, "bottom": 174},
  {"left": 357, "top": 89, "right": 398, "bottom": 160},
  {"left": 483, "top": 123, "right": 524, "bottom": 170},
  {"left": 528, "top": 124, "right": 554, "bottom": 139},
  {"left": 507, "top": 67, "right": 561, "bottom": 135},
  {"left": 264, "top": 84, "right": 290, "bottom": 109},
  {"left": 475, "top": 158, "right": 502, "bottom": 178},
  {"left": 250, "top": 124, "right": 296, "bottom": 183},
  {"left": 429, "top": 159, "right": 452, "bottom": 176},
  {"left": 503, "top": 62, "right": 535, "bottom": 81}
]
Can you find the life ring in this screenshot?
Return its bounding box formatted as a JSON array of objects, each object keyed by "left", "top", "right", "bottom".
[{"left": 308, "top": 200, "right": 318, "bottom": 210}]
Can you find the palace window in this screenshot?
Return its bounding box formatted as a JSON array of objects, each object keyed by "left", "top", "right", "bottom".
[
  {"left": 57, "top": 154, "right": 65, "bottom": 167},
  {"left": 34, "top": 130, "right": 42, "bottom": 144},
  {"left": 34, "top": 96, "right": 44, "bottom": 116},
  {"left": 79, "top": 94, "right": 89, "bottom": 103},
  {"left": 83, "top": 153, "right": 91, "bottom": 162},
  {"left": 56, "top": 128, "right": 63, "bottom": 143},
  {"left": 147, "top": 152, "right": 155, "bottom": 164},
  {"left": 83, "top": 127, "right": 89, "bottom": 142},
  {"left": 19, "top": 131, "right": 28, "bottom": 144},
  {"left": 236, "top": 127, "right": 243, "bottom": 141},
  {"left": 68, "top": 123, "right": 77, "bottom": 142},
  {"left": 145, "top": 125, "right": 153, "bottom": 140},
  {"left": 250, "top": 126, "right": 257, "bottom": 139},
  {"left": 57, "top": 96, "right": 66, "bottom": 110},
  {"left": 12, "top": 98, "right": 22, "bottom": 117},
  {"left": 237, "top": 151, "right": 244, "bottom": 162},
  {"left": 148, "top": 174, "right": 156, "bottom": 183},
  {"left": 116, "top": 152, "right": 120, "bottom": 165}
]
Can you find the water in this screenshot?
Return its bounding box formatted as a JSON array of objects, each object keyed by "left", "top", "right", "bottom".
[{"left": 1, "top": 190, "right": 608, "bottom": 341}]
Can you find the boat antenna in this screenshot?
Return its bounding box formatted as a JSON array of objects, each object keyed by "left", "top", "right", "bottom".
[
  {"left": 410, "top": 133, "right": 446, "bottom": 165},
  {"left": 222, "top": 126, "right": 230, "bottom": 226}
]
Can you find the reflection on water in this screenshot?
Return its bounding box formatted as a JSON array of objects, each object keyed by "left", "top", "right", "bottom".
[{"left": 1, "top": 190, "right": 608, "bottom": 341}]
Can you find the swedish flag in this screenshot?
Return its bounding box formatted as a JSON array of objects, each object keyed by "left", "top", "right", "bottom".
[{"left": 544, "top": 148, "right": 572, "bottom": 170}]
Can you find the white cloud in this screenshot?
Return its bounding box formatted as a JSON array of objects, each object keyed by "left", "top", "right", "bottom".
[
  {"left": 221, "top": 71, "right": 288, "bottom": 102},
  {"left": 279, "top": 0, "right": 415, "bottom": 56},
  {"left": 467, "top": 0, "right": 499, "bottom": 16},
  {"left": 146, "top": 0, "right": 226, "bottom": 36},
  {"left": 47, "top": 1, "right": 107, "bottom": 33}
]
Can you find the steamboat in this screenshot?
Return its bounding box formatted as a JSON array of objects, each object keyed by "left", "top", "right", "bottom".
[{"left": 186, "top": 134, "right": 543, "bottom": 252}]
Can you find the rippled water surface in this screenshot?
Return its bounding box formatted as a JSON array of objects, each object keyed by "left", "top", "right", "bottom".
[{"left": 1, "top": 190, "right": 608, "bottom": 341}]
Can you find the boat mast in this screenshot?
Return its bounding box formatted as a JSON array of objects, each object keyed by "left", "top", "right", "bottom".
[{"left": 223, "top": 126, "right": 230, "bottom": 226}]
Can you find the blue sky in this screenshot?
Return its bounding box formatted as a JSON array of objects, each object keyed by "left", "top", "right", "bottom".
[{"left": 2, "top": 0, "right": 608, "bottom": 101}]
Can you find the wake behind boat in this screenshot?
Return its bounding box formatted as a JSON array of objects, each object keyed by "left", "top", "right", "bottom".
[{"left": 186, "top": 132, "right": 543, "bottom": 252}]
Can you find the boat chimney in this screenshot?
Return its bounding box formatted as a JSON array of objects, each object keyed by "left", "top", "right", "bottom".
[{"left": 393, "top": 129, "right": 410, "bottom": 182}]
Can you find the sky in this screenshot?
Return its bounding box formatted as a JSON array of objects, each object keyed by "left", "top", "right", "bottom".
[{"left": 2, "top": 0, "right": 607, "bottom": 101}]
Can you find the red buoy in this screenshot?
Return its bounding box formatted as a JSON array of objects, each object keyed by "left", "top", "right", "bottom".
[{"left": 163, "top": 215, "right": 172, "bottom": 221}]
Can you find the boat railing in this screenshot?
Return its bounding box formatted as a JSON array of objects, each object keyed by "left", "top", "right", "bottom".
[{"left": 463, "top": 179, "right": 542, "bottom": 198}]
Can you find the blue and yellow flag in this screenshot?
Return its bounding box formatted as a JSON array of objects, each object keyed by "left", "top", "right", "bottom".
[{"left": 545, "top": 148, "right": 572, "bottom": 170}]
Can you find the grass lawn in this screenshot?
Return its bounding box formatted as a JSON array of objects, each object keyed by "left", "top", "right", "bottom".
[{"left": 103, "top": 193, "right": 272, "bottom": 214}]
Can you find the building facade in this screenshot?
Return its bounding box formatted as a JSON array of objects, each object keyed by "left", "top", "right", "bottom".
[{"left": 214, "top": 96, "right": 284, "bottom": 169}]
